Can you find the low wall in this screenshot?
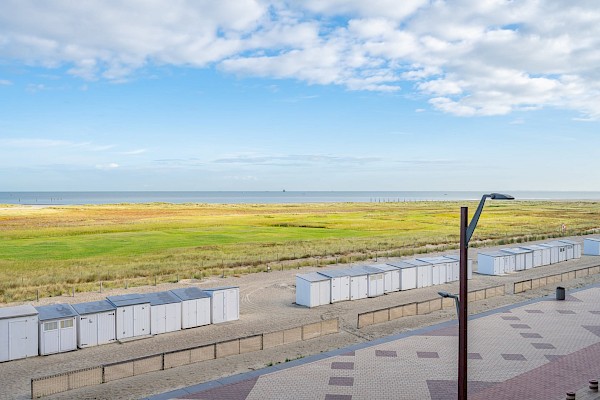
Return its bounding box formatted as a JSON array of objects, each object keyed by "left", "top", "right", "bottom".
[
  {"left": 357, "top": 285, "right": 505, "bottom": 329},
  {"left": 513, "top": 264, "right": 600, "bottom": 294},
  {"left": 31, "top": 318, "right": 339, "bottom": 398}
]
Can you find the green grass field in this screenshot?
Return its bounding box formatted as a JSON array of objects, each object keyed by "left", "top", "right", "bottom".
[{"left": 1, "top": 201, "right": 599, "bottom": 302}]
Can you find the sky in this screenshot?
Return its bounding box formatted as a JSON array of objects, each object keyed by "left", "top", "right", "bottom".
[{"left": 0, "top": 0, "right": 599, "bottom": 191}]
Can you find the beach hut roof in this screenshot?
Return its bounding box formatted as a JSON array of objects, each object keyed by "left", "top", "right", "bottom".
[
  {"left": 107, "top": 294, "right": 150, "bottom": 307},
  {"left": 72, "top": 300, "right": 115, "bottom": 315},
  {"left": 36, "top": 304, "right": 77, "bottom": 321},
  {"left": 0, "top": 305, "right": 38, "bottom": 320},
  {"left": 170, "top": 287, "right": 210, "bottom": 301}
]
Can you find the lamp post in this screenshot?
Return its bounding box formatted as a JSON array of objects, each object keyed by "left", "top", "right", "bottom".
[{"left": 458, "top": 193, "right": 513, "bottom": 400}]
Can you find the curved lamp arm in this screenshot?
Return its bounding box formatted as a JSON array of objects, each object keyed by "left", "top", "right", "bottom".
[{"left": 465, "top": 193, "right": 514, "bottom": 244}]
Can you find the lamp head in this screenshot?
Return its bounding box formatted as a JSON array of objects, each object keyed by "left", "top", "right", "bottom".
[
  {"left": 438, "top": 291, "right": 458, "bottom": 299},
  {"left": 489, "top": 193, "right": 514, "bottom": 200}
]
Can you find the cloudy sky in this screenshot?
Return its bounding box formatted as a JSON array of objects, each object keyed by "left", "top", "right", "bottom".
[{"left": 1, "top": 0, "right": 599, "bottom": 191}]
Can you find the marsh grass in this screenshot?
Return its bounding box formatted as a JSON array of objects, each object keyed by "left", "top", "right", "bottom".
[{"left": 1, "top": 201, "right": 599, "bottom": 302}]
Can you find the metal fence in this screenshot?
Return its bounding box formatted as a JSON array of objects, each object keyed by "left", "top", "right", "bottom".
[{"left": 31, "top": 318, "right": 339, "bottom": 398}]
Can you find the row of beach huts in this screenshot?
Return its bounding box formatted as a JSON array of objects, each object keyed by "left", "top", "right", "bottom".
[
  {"left": 477, "top": 240, "right": 582, "bottom": 275},
  {"left": 297, "top": 238, "right": 596, "bottom": 308},
  {"left": 0, "top": 286, "right": 239, "bottom": 363},
  {"left": 296, "top": 255, "right": 473, "bottom": 308}
]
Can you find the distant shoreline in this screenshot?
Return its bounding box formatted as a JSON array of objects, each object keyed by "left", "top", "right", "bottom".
[{"left": 3, "top": 190, "right": 600, "bottom": 205}]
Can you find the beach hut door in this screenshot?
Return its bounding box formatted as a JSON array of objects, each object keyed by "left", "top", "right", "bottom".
[
  {"left": 79, "top": 316, "right": 97, "bottom": 347},
  {"left": 43, "top": 321, "right": 59, "bottom": 354},
  {"left": 9, "top": 320, "right": 28, "bottom": 359}
]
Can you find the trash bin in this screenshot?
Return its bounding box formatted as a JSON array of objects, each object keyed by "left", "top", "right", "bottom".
[{"left": 556, "top": 286, "right": 565, "bottom": 301}]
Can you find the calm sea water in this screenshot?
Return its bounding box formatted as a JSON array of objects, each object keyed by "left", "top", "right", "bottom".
[{"left": 2, "top": 191, "right": 600, "bottom": 205}]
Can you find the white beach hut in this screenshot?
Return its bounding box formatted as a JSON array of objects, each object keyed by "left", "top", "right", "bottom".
[
  {"left": 203, "top": 287, "right": 240, "bottom": 324},
  {"left": 0, "top": 305, "right": 38, "bottom": 362},
  {"left": 345, "top": 268, "right": 369, "bottom": 300},
  {"left": 142, "top": 291, "right": 182, "bottom": 335},
  {"left": 36, "top": 304, "right": 77, "bottom": 356},
  {"left": 559, "top": 239, "right": 581, "bottom": 259},
  {"left": 501, "top": 248, "right": 533, "bottom": 270},
  {"left": 317, "top": 270, "right": 351, "bottom": 303},
  {"left": 443, "top": 255, "right": 473, "bottom": 280},
  {"left": 353, "top": 266, "right": 385, "bottom": 297},
  {"left": 404, "top": 259, "right": 433, "bottom": 288},
  {"left": 540, "top": 242, "right": 567, "bottom": 263},
  {"left": 367, "top": 263, "right": 401, "bottom": 293},
  {"left": 415, "top": 257, "right": 446, "bottom": 285},
  {"left": 519, "top": 245, "right": 544, "bottom": 268},
  {"left": 72, "top": 300, "right": 116, "bottom": 348},
  {"left": 296, "top": 273, "right": 331, "bottom": 308},
  {"left": 477, "top": 251, "right": 515, "bottom": 275},
  {"left": 584, "top": 238, "right": 600, "bottom": 256},
  {"left": 107, "top": 294, "right": 151, "bottom": 340},
  {"left": 170, "top": 287, "right": 211, "bottom": 329},
  {"left": 417, "top": 256, "right": 459, "bottom": 284},
  {"left": 385, "top": 262, "right": 418, "bottom": 291}
]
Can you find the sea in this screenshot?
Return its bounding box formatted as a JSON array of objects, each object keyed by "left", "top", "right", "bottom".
[{"left": 2, "top": 191, "right": 600, "bottom": 205}]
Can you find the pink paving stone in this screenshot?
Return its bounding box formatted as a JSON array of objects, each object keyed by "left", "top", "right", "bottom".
[
  {"left": 565, "top": 294, "right": 584, "bottom": 302},
  {"left": 520, "top": 332, "right": 543, "bottom": 338},
  {"left": 418, "top": 325, "right": 458, "bottom": 336},
  {"left": 510, "top": 324, "right": 531, "bottom": 329},
  {"left": 182, "top": 377, "right": 258, "bottom": 400},
  {"left": 531, "top": 343, "right": 556, "bottom": 350},
  {"left": 426, "top": 380, "right": 499, "bottom": 400},
  {"left": 417, "top": 351, "right": 439, "bottom": 359},
  {"left": 329, "top": 377, "right": 354, "bottom": 387},
  {"left": 331, "top": 362, "right": 354, "bottom": 370},
  {"left": 501, "top": 353, "right": 527, "bottom": 361},
  {"left": 582, "top": 326, "right": 600, "bottom": 337},
  {"left": 375, "top": 350, "right": 397, "bottom": 357},
  {"left": 470, "top": 341, "right": 600, "bottom": 400}
]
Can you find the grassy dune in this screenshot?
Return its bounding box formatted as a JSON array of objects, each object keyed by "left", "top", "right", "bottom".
[{"left": 1, "top": 201, "right": 599, "bottom": 302}]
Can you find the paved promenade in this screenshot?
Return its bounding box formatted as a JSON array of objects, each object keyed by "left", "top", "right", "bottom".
[{"left": 149, "top": 284, "right": 600, "bottom": 400}]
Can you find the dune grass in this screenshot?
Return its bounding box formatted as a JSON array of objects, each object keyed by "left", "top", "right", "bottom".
[{"left": 1, "top": 201, "right": 599, "bottom": 302}]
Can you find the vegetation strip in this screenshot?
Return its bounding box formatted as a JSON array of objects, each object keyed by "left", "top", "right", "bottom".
[{"left": 2, "top": 201, "right": 599, "bottom": 302}]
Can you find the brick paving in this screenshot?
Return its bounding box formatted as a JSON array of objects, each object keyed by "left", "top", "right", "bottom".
[{"left": 151, "top": 284, "right": 600, "bottom": 400}]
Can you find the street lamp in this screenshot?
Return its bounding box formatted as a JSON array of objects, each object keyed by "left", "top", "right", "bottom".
[{"left": 458, "top": 193, "right": 513, "bottom": 400}]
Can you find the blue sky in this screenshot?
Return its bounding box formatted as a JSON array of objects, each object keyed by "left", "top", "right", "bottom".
[{"left": 1, "top": 1, "right": 599, "bottom": 191}]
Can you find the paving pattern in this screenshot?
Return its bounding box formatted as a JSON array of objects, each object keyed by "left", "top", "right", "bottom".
[{"left": 149, "top": 284, "right": 600, "bottom": 400}]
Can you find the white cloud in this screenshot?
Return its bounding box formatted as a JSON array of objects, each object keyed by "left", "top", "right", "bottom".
[
  {"left": 120, "top": 148, "right": 147, "bottom": 155},
  {"left": 1, "top": 1, "right": 600, "bottom": 117},
  {"left": 95, "top": 162, "right": 119, "bottom": 170},
  {"left": 0, "top": 79, "right": 12, "bottom": 85},
  {"left": 0, "top": 138, "right": 114, "bottom": 151}
]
